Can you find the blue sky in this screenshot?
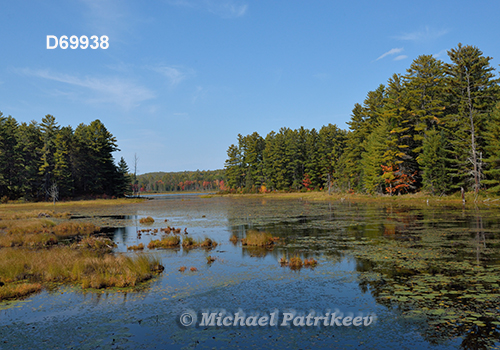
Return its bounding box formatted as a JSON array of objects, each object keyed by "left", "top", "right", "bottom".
[{"left": 1, "top": 1, "right": 500, "bottom": 174}]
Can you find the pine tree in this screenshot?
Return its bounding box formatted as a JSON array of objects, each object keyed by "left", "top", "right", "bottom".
[
  {"left": 361, "top": 118, "right": 389, "bottom": 194},
  {"left": 0, "top": 115, "right": 22, "bottom": 199},
  {"left": 444, "top": 43, "right": 500, "bottom": 192},
  {"left": 418, "top": 129, "right": 451, "bottom": 194},
  {"left": 483, "top": 102, "right": 500, "bottom": 193},
  {"left": 39, "top": 115, "right": 60, "bottom": 199}
]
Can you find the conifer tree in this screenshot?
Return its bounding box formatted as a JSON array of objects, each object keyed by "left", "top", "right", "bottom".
[
  {"left": 483, "top": 102, "right": 500, "bottom": 193},
  {"left": 444, "top": 44, "right": 500, "bottom": 192}
]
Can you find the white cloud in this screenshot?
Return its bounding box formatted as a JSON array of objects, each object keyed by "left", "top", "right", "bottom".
[
  {"left": 19, "top": 68, "right": 155, "bottom": 109},
  {"left": 149, "top": 65, "right": 195, "bottom": 87},
  {"left": 395, "top": 26, "right": 449, "bottom": 42},
  {"left": 376, "top": 48, "right": 404, "bottom": 61},
  {"left": 394, "top": 55, "right": 407, "bottom": 61},
  {"left": 166, "top": 0, "right": 248, "bottom": 18}
]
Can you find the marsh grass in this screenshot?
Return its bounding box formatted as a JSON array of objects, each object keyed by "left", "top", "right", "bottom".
[
  {"left": 0, "top": 282, "right": 42, "bottom": 301},
  {"left": 52, "top": 222, "right": 100, "bottom": 237},
  {"left": 0, "top": 219, "right": 101, "bottom": 248},
  {"left": 0, "top": 210, "right": 70, "bottom": 220},
  {"left": 73, "top": 236, "right": 117, "bottom": 253},
  {"left": 147, "top": 235, "right": 180, "bottom": 249},
  {"left": 0, "top": 247, "right": 163, "bottom": 296},
  {"left": 241, "top": 230, "right": 278, "bottom": 247}
]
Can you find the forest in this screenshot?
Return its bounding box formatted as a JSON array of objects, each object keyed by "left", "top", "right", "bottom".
[
  {"left": 136, "top": 170, "right": 226, "bottom": 193},
  {"left": 224, "top": 44, "right": 500, "bottom": 195},
  {"left": 0, "top": 114, "right": 129, "bottom": 201}
]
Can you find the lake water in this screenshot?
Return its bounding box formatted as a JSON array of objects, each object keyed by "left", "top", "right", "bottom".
[{"left": 1, "top": 195, "right": 499, "bottom": 349}]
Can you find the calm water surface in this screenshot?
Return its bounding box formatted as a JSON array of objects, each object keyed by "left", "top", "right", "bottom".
[{"left": 1, "top": 195, "right": 499, "bottom": 349}]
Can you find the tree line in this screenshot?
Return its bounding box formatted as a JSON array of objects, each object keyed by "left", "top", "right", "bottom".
[
  {"left": 137, "top": 170, "right": 226, "bottom": 193},
  {"left": 0, "top": 114, "right": 129, "bottom": 201},
  {"left": 224, "top": 44, "right": 500, "bottom": 195}
]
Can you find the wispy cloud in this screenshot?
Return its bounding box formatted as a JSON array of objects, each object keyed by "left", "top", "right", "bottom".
[
  {"left": 18, "top": 68, "right": 155, "bottom": 109},
  {"left": 148, "top": 65, "right": 195, "bottom": 87},
  {"left": 394, "top": 55, "right": 407, "bottom": 61},
  {"left": 376, "top": 48, "right": 404, "bottom": 61},
  {"left": 432, "top": 49, "right": 448, "bottom": 59},
  {"left": 192, "top": 86, "right": 205, "bottom": 104},
  {"left": 167, "top": 0, "right": 248, "bottom": 18},
  {"left": 395, "top": 26, "right": 449, "bottom": 42}
]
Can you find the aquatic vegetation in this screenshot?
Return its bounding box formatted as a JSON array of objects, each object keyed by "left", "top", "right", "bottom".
[
  {"left": 206, "top": 255, "right": 216, "bottom": 264},
  {"left": 241, "top": 230, "right": 278, "bottom": 247},
  {"left": 147, "top": 235, "right": 181, "bottom": 249},
  {"left": 190, "top": 267, "right": 198, "bottom": 272},
  {"left": 127, "top": 243, "right": 145, "bottom": 251},
  {"left": 229, "top": 234, "right": 238, "bottom": 244},
  {"left": 179, "top": 266, "right": 187, "bottom": 272},
  {"left": 139, "top": 216, "right": 155, "bottom": 224}
]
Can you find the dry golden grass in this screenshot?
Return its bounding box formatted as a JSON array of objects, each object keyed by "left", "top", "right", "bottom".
[
  {"left": 241, "top": 230, "right": 278, "bottom": 247},
  {"left": 0, "top": 282, "right": 42, "bottom": 301},
  {"left": 139, "top": 216, "right": 155, "bottom": 224},
  {"left": 0, "top": 219, "right": 101, "bottom": 248},
  {"left": 0, "top": 247, "right": 162, "bottom": 291},
  {"left": 147, "top": 235, "right": 180, "bottom": 249},
  {"left": 127, "top": 243, "right": 145, "bottom": 251},
  {"left": 229, "top": 234, "right": 238, "bottom": 244},
  {"left": 73, "top": 236, "right": 117, "bottom": 253},
  {"left": 0, "top": 210, "right": 70, "bottom": 220}
]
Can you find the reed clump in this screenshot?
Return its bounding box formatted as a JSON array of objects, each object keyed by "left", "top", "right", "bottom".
[
  {"left": 139, "top": 216, "right": 155, "bottom": 224},
  {"left": 280, "top": 256, "right": 318, "bottom": 270},
  {"left": 241, "top": 230, "right": 279, "bottom": 247},
  {"left": 200, "top": 238, "right": 218, "bottom": 248},
  {"left": 180, "top": 237, "right": 217, "bottom": 249},
  {"left": 288, "top": 256, "right": 303, "bottom": 269},
  {"left": 127, "top": 243, "right": 145, "bottom": 251},
  {"left": 229, "top": 234, "right": 238, "bottom": 244},
  {"left": 147, "top": 235, "right": 181, "bottom": 249}
]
